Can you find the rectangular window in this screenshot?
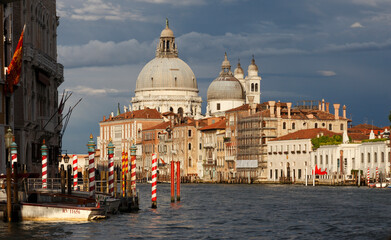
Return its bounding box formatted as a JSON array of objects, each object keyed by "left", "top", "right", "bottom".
[
  {"left": 361, "top": 153, "right": 364, "bottom": 163},
  {"left": 374, "top": 152, "right": 377, "bottom": 163},
  {"left": 298, "top": 169, "right": 302, "bottom": 179},
  {"left": 275, "top": 169, "right": 278, "bottom": 180},
  {"left": 326, "top": 155, "right": 328, "bottom": 165},
  {"left": 188, "top": 130, "right": 192, "bottom": 137},
  {"left": 270, "top": 170, "right": 272, "bottom": 179},
  {"left": 368, "top": 152, "right": 371, "bottom": 163},
  {"left": 217, "top": 103, "right": 221, "bottom": 110},
  {"left": 381, "top": 152, "right": 385, "bottom": 163}
]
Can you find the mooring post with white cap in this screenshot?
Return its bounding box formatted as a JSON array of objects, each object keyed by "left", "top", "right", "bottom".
[
  {"left": 108, "top": 139, "right": 115, "bottom": 196},
  {"left": 41, "top": 139, "right": 48, "bottom": 189},
  {"left": 87, "top": 134, "right": 96, "bottom": 198}
]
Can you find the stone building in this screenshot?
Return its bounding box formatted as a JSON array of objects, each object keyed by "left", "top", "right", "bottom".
[
  {"left": 98, "top": 108, "right": 164, "bottom": 171},
  {"left": 267, "top": 128, "right": 340, "bottom": 183},
  {"left": 131, "top": 20, "right": 202, "bottom": 118},
  {"left": 0, "top": 1, "right": 63, "bottom": 175}
]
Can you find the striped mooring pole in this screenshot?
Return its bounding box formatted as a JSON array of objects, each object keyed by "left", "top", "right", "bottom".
[
  {"left": 73, "top": 155, "right": 78, "bottom": 191},
  {"left": 176, "top": 161, "right": 180, "bottom": 202},
  {"left": 41, "top": 139, "right": 48, "bottom": 189},
  {"left": 171, "top": 160, "right": 175, "bottom": 202},
  {"left": 122, "top": 151, "right": 125, "bottom": 197},
  {"left": 10, "top": 137, "right": 17, "bottom": 174},
  {"left": 107, "top": 139, "right": 115, "bottom": 196},
  {"left": 151, "top": 153, "right": 157, "bottom": 208},
  {"left": 367, "top": 167, "right": 370, "bottom": 187},
  {"left": 87, "top": 134, "right": 96, "bottom": 197},
  {"left": 130, "top": 144, "right": 137, "bottom": 198}
]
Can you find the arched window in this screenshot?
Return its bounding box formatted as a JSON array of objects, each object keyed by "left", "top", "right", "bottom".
[
  {"left": 178, "top": 107, "right": 183, "bottom": 116},
  {"left": 255, "top": 83, "right": 258, "bottom": 92},
  {"left": 188, "top": 143, "right": 191, "bottom": 150},
  {"left": 292, "top": 123, "right": 295, "bottom": 130},
  {"left": 329, "top": 124, "right": 332, "bottom": 130},
  {"left": 315, "top": 123, "right": 318, "bottom": 128},
  {"left": 340, "top": 124, "right": 344, "bottom": 130},
  {"left": 169, "top": 107, "right": 173, "bottom": 112},
  {"left": 251, "top": 83, "right": 254, "bottom": 92}
]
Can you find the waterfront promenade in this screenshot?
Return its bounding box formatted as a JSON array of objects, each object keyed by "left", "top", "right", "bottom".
[{"left": 1, "top": 183, "right": 390, "bottom": 239}]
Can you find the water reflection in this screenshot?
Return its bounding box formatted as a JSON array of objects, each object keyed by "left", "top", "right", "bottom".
[{"left": 1, "top": 184, "right": 391, "bottom": 239}]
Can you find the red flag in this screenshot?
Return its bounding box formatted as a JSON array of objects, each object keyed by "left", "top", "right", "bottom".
[{"left": 5, "top": 26, "right": 25, "bottom": 94}]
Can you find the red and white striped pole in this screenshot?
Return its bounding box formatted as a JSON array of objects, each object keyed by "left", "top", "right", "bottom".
[
  {"left": 376, "top": 167, "right": 379, "bottom": 183},
  {"left": 10, "top": 137, "right": 17, "bottom": 174},
  {"left": 176, "top": 161, "right": 181, "bottom": 202},
  {"left": 73, "top": 155, "right": 78, "bottom": 191},
  {"left": 171, "top": 160, "right": 175, "bottom": 202},
  {"left": 130, "top": 144, "right": 137, "bottom": 198},
  {"left": 87, "top": 134, "right": 96, "bottom": 197},
  {"left": 122, "top": 151, "right": 125, "bottom": 197},
  {"left": 107, "top": 140, "right": 115, "bottom": 196},
  {"left": 367, "top": 167, "right": 370, "bottom": 187},
  {"left": 41, "top": 139, "right": 48, "bottom": 189},
  {"left": 151, "top": 153, "right": 157, "bottom": 208}
]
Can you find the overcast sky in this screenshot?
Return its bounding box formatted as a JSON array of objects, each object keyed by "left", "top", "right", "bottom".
[{"left": 56, "top": 0, "right": 391, "bottom": 153}]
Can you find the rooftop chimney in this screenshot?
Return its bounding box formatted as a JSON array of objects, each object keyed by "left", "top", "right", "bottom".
[
  {"left": 326, "top": 102, "right": 330, "bottom": 113},
  {"left": 333, "top": 104, "right": 340, "bottom": 120},
  {"left": 287, "top": 102, "right": 292, "bottom": 119},
  {"left": 322, "top": 99, "right": 325, "bottom": 111},
  {"left": 269, "top": 101, "right": 275, "bottom": 118},
  {"left": 276, "top": 102, "right": 281, "bottom": 118},
  {"left": 343, "top": 105, "right": 346, "bottom": 118}
]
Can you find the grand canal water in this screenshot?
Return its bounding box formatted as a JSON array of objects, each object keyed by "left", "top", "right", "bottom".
[{"left": 1, "top": 184, "right": 390, "bottom": 239}]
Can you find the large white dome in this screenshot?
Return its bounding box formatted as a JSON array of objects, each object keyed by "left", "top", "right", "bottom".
[{"left": 135, "top": 57, "right": 198, "bottom": 92}]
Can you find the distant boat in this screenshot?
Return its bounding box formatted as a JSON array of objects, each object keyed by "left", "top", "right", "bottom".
[
  {"left": 375, "top": 182, "right": 388, "bottom": 188},
  {"left": 369, "top": 182, "right": 388, "bottom": 188}
]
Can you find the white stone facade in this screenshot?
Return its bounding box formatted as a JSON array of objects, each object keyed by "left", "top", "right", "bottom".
[
  {"left": 267, "top": 139, "right": 312, "bottom": 182},
  {"left": 131, "top": 20, "right": 202, "bottom": 118},
  {"left": 312, "top": 141, "right": 390, "bottom": 179}
]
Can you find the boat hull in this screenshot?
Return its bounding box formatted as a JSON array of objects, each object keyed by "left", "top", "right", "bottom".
[{"left": 20, "top": 203, "right": 106, "bottom": 221}]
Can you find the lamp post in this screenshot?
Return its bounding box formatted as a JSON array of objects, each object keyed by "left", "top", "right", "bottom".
[{"left": 4, "top": 127, "right": 13, "bottom": 169}]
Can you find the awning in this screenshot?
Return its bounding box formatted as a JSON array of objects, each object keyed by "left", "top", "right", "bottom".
[{"left": 236, "top": 160, "right": 258, "bottom": 169}]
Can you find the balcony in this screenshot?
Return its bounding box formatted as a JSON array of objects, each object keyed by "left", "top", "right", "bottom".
[
  {"left": 203, "top": 142, "right": 216, "bottom": 148},
  {"left": 225, "top": 156, "right": 235, "bottom": 161},
  {"left": 204, "top": 159, "right": 216, "bottom": 166},
  {"left": 25, "top": 45, "right": 64, "bottom": 82}
]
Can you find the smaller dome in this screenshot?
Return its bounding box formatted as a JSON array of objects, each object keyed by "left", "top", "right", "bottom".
[
  {"left": 248, "top": 56, "right": 259, "bottom": 72},
  {"left": 160, "top": 18, "right": 174, "bottom": 38},
  {"left": 161, "top": 28, "right": 174, "bottom": 38},
  {"left": 234, "top": 60, "right": 244, "bottom": 75},
  {"left": 207, "top": 76, "right": 245, "bottom": 100}
]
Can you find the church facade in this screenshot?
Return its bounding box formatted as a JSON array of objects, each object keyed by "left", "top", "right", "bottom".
[{"left": 131, "top": 20, "right": 202, "bottom": 119}]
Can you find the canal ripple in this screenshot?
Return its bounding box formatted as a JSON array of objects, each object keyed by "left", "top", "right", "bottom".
[{"left": 1, "top": 184, "right": 390, "bottom": 239}]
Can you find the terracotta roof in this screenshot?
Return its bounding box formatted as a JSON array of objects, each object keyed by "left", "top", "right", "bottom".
[
  {"left": 144, "top": 121, "right": 171, "bottom": 131},
  {"left": 271, "top": 128, "right": 341, "bottom": 141},
  {"left": 103, "top": 108, "right": 163, "bottom": 122},
  {"left": 351, "top": 124, "right": 382, "bottom": 130},
  {"left": 348, "top": 133, "right": 369, "bottom": 141},
  {"left": 200, "top": 120, "right": 226, "bottom": 131}
]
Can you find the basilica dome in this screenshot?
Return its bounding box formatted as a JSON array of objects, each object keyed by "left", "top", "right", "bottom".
[
  {"left": 131, "top": 19, "right": 202, "bottom": 118},
  {"left": 135, "top": 57, "right": 198, "bottom": 92}
]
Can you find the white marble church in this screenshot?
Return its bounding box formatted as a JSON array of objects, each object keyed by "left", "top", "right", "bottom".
[
  {"left": 131, "top": 20, "right": 203, "bottom": 118},
  {"left": 206, "top": 53, "right": 262, "bottom": 116},
  {"left": 131, "top": 20, "right": 261, "bottom": 118}
]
